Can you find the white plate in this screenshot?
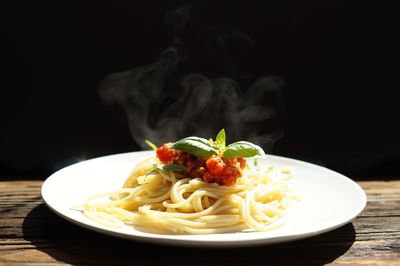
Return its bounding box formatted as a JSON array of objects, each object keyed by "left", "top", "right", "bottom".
[{"left": 41, "top": 151, "right": 366, "bottom": 247}]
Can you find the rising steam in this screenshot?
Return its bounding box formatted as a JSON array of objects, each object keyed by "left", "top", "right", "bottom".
[{"left": 98, "top": 4, "right": 285, "bottom": 151}]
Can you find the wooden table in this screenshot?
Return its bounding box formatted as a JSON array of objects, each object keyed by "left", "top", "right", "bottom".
[{"left": 0, "top": 179, "right": 399, "bottom": 265}]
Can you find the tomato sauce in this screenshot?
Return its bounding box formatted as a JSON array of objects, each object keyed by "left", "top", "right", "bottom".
[{"left": 156, "top": 143, "right": 246, "bottom": 186}]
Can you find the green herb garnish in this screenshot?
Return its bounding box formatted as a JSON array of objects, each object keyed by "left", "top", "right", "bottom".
[
  {"left": 170, "top": 129, "right": 265, "bottom": 159},
  {"left": 254, "top": 158, "right": 259, "bottom": 167},
  {"left": 144, "top": 163, "right": 188, "bottom": 179},
  {"left": 222, "top": 141, "right": 265, "bottom": 159},
  {"left": 215, "top": 129, "right": 226, "bottom": 149},
  {"left": 171, "top": 137, "right": 217, "bottom": 157},
  {"left": 145, "top": 140, "right": 158, "bottom": 151},
  {"left": 155, "top": 163, "right": 188, "bottom": 172}
]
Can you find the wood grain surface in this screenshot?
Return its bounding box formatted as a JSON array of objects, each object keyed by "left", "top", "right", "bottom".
[{"left": 0, "top": 180, "right": 399, "bottom": 265}]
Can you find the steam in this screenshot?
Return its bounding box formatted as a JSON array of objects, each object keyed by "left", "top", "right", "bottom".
[{"left": 98, "top": 5, "right": 285, "bottom": 151}]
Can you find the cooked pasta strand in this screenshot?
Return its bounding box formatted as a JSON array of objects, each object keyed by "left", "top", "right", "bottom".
[{"left": 81, "top": 157, "right": 295, "bottom": 234}]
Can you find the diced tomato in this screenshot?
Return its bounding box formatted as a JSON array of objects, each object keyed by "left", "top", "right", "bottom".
[
  {"left": 206, "top": 156, "right": 225, "bottom": 176},
  {"left": 203, "top": 155, "right": 245, "bottom": 186},
  {"left": 238, "top": 157, "right": 246, "bottom": 169},
  {"left": 156, "top": 143, "right": 180, "bottom": 163}
]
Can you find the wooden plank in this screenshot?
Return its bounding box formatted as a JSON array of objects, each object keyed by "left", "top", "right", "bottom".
[{"left": 0, "top": 180, "right": 399, "bottom": 265}]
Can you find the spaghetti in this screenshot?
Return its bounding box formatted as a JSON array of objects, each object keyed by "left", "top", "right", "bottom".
[{"left": 80, "top": 155, "right": 296, "bottom": 234}]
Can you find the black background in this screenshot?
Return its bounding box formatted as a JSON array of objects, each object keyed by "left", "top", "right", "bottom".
[{"left": 1, "top": 1, "right": 399, "bottom": 179}]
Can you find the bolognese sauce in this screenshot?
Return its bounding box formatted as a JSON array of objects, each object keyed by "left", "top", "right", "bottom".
[{"left": 156, "top": 143, "right": 246, "bottom": 186}]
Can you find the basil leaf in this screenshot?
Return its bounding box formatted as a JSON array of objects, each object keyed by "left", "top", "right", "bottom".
[
  {"left": 215, "top": 129, "right": 226, "bottom": 148},
  {"left": 223, "top": 141, "right": 266, "bottom": 159},
  {"left": 145, "top": 140, "right": 158, "bottom": 151},
  {"left": 171, "top": 137, "right": 217, "bottom": 157},
  {"left": 155, "top": 164, "right": 188, "bottom": 172}
]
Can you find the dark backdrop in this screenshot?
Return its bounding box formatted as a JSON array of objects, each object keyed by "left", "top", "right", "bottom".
[{"left": 1, "top": 1, "right": 399, "bottom": 179}]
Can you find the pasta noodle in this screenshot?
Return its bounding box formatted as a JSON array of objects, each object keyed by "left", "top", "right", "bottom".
[{"left": 80, "top": 155, "right": 296, "bottom": 234}]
